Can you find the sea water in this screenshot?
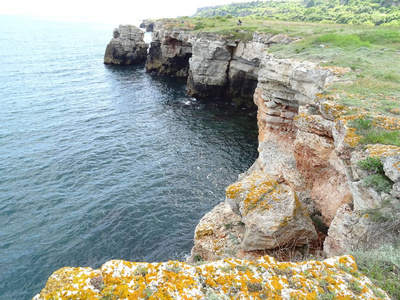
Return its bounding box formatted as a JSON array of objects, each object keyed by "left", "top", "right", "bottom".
[{"left": 0, "top": 15, "right": 258, "bottom": 299}]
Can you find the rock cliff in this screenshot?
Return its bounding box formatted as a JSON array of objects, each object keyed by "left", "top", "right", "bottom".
[
  {"left": 104, "top": 25, "right": 148, "bottom": 65},
  {"left": 145, "top": 29, "right": 193, "bottom": 78},
  {"left": 188, "top": 53, "right": 400, "bottom": 261},
  {"left": 143, "top": 22, "right": 297, "bottom": 108},
  {"left": 34, "top": 255, "right": 390, "bottom": 300},
  {"left": 102, "top": 21, "right": 400, "bottom": 261}
]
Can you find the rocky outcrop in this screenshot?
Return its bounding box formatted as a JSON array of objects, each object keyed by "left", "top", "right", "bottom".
[
  {"left": 324, "top": 142, "right": 400, "bottom": 256},
  {"left": 144, "top": 27, "right": 297, "bottom": 107},
  {"left": 145, "top": 29, "right": 193, "bottom": 78},
  {"left": 34, "top": 255, "right": 390, "bottom": 300},
  {"left": 226, "top": 171, "right": 317, "bottom": 251},
  {"left": 189, "top": 52, "right": 400, "bottom": 260},
  {"left": 104, "top": 25, "right": 148, "bottom": 65},
  {"left": 187, "top": 33, "right": 297, "bottom": 107}
]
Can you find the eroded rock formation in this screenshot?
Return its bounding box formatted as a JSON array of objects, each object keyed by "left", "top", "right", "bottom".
[
  {"left": 189, "top": 53, "right": 400, "bottom": 261},
  {"left": 104, "top": 25, "right": 148, "bottom": 65},
  {"left": 34, "top": 22, "right": 400, "bottom": 298},
  {"left": 144, "top": 25, "right": 297, "bottom": 107},
  {"left": 145, "top": 29, "right": 193, "bottom": 78}
]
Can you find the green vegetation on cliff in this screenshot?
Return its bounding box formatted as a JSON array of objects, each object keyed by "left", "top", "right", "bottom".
[
  {"left": 352, "top": 245, "right": 400, "bottom": 299},
  {"left": 194, "top": 0, "right": 400, "bottom": 26}
]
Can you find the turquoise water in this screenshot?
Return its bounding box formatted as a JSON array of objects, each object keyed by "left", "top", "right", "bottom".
[{"left": 0, "top": 15, "right": 258, "bottom": 299}]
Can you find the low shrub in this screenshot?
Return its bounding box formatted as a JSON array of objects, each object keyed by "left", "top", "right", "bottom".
[
  {"left": 362, "top": 174, "right": 393, "bottom": 193},
  {"left": 357, "top": 157, "right": 384, "bottom": 174}
]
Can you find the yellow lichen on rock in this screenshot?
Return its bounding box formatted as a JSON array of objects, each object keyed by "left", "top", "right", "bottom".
[
  {"left": 366, "top": 144, "right": 400, "bottom": 158},
  {"left": 33, "top": 255, "right": 390, "bottom": 300},
  {"left": 226, "top": 171, "right": 282, "bottom": 216},
  {"left": 317, "top": 66, "right": 352, "bottom": 76}
]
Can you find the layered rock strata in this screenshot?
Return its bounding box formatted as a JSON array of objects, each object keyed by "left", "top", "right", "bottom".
[
  {"left": 104, "top": 25, "right": 148, "bottom": 65},
  {"left": 34, "top": 255, "right": 390, "bottom": 300},
  {"left": 144, "top": 25, "right": 296, "bottom": 107},
  {"left": 145, "top": 29, "right": 193, "bottom": 78}
]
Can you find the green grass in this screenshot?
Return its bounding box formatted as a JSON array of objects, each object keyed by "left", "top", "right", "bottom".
[
  {"left": 359, "top": 30, "right": 400, "bottom": 44},
  {"left": 352, "top": 245, "right": 400, "bottom": 300},
  {"left": 348, "top": 116, "right": 400, "bottom": 147},
  {"left": 315, "top": 34, "right": 370, "bottom": 47},
  {"left": 362, "top": 129, "right": 400, "bottom": 146}
]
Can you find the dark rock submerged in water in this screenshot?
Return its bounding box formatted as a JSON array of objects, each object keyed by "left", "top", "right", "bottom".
[{"left": 104, "top": 25, "right": 148, "bottom": 65}]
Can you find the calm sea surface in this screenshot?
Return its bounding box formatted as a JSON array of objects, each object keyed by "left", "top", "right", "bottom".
[{"left": 0, "top": 15, "right": 258, "bottom": 299}]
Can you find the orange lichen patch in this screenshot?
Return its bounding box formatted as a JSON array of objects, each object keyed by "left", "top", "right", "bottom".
[
  {"left": 366, "top": 144, "right": 400, "bottom": 158},
  {"left": 390, "top": 108, "right": 400, "bottom": 115},
  {"left": 317, "top": 66, "right": 352, "bottom": 76},
  {"left": 373, "top": 115, "right": 400, "bottom": 131},
  {"left": 334, "top": 114, "right": 366, "bottom": 148},
  {"left": 34, "top": 255, "right": 390, "bottom": 300},
  {"left": 315, "top": 93, "right": 340, "bottom": 103},
  {"left": 344, "top": 126, "right": 362, "bottom": 147},
  {"left": 195, "top": 228, "right": 214, "bottom": 239},
  {"left": 319, "top": 100, "right": 358, "bottom": 120},
  {"left": 32, "top": 266, "right": 102, "bottom": 300},
  {"left": 294, "top": 112, "right": 329, "bottom": 130},
  {"left": 226, "top": 182, "right": 243, "bottom": 199}
]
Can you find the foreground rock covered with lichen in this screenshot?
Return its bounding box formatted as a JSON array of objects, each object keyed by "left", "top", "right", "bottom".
[{"left": 33, "top": 255, "right": 390, "bottom": 299}]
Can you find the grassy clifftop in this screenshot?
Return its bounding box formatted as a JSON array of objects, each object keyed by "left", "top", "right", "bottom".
[{"left": 194, "top": 0, "right": 400, "bottom": 26}]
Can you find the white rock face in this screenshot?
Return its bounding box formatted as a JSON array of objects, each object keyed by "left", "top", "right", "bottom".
[
  {"left": 187, "top": 35, "right": 232, "bottom": 99},
  {"left": 383, "top": 154, "right": 400, "bottom": 182},
  {"left": 324, "top": 203, "right": 399, "bottom": 257},
  {"left": 257, "top": 54, "right": 334, "bottom": 107},
  {"left": 188, "top": 201, "right": 247, "bottom": 262},
  {"left": 104, "top": 25, "right": 148, "bottom": 65}
]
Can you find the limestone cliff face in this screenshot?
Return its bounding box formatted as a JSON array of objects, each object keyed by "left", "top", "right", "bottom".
[
  {"left": 253, "top": 55, "right": 350, "bottom": 226},
  {"left": 189, "top": 53, "right": 400, "bottom": 260},
  {"left": 104, "top": 25, "right": 148, "bottom": 65},
  {"left": 146, "top": 29, "right": 296, "bottom": 107},
  {"left": 145, "top": 29, "right": 194, "bottom": 78},
  {"left": 188, "top": 33, "right": 296, "bottom": 108}
]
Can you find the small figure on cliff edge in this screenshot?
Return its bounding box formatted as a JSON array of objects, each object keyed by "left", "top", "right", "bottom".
[{"left": 237, "top": 19, "right": 242, "bottom": 26}]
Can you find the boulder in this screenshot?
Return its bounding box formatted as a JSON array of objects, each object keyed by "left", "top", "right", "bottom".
[
  {"left": 104, "top": 25, "right": 148, "bottom": 65},
  {"left": 226, "top": 171, "right": 317, "bottom": 250},
  {"left": 188, "top": 201, "right": 254, "bottom": 262}
]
